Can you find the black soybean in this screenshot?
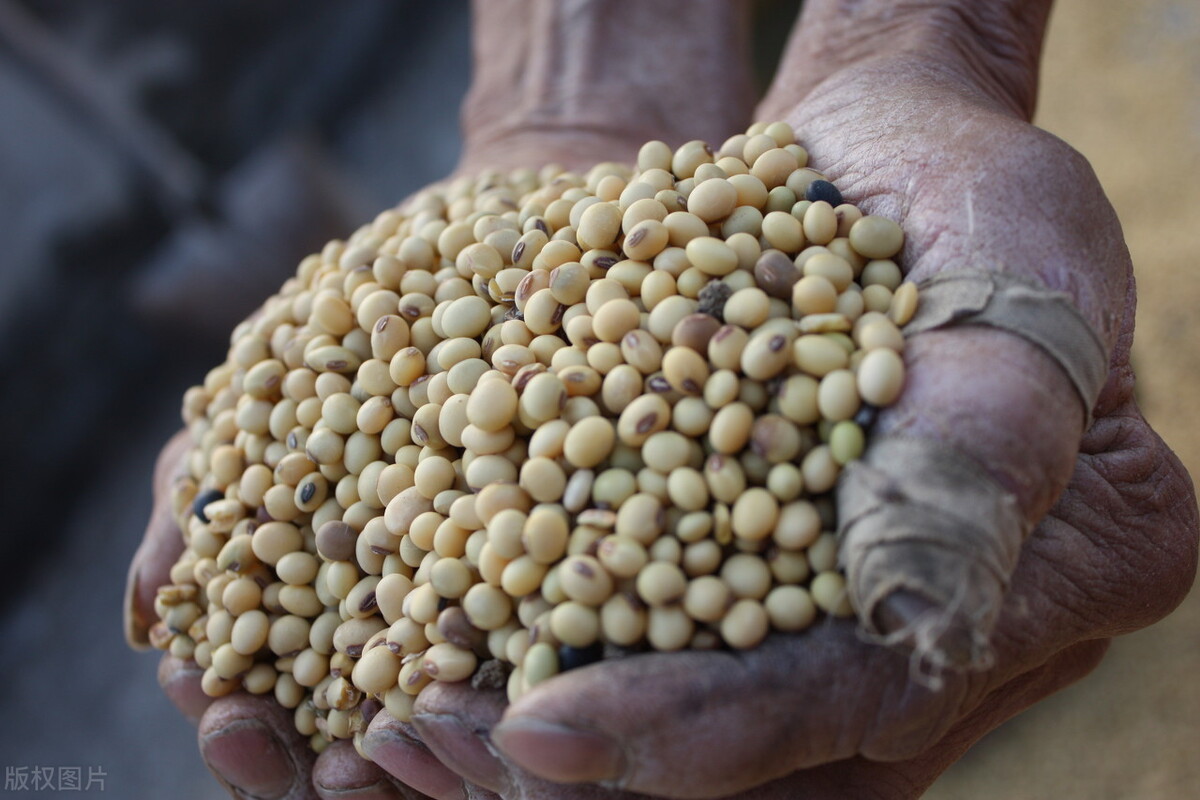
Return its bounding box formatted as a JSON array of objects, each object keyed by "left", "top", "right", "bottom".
[
  {"left": 192, "top": 488, "right": 225, "bottom": 522},
  {"left": 558, "top": 642, "right": 605, "bottom": 672},
  {"left": 805, "top": 180, "right": 843, "bottom": 207}
]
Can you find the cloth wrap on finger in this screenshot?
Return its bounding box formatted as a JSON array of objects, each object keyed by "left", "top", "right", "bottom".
[{"left": 836, "top": 269, "right": 1109, "bottom": 680}]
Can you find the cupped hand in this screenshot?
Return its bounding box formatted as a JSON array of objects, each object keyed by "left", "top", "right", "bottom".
[{"left": 372, "top": 4, "right": 1198, "bottom": 799}]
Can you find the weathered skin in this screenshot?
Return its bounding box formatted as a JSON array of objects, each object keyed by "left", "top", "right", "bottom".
[{"left": 125, "top": 1, "right": 1198, "bottom": 798}]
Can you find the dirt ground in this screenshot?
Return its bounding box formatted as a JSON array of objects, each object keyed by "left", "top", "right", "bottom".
[{"left": 925, "top": 1, "right": 1200, "bottom": 797}]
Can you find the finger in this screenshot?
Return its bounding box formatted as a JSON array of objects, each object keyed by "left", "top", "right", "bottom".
[
  {"left": 125, "top": 429, "right": 192, "bottom": 648},
  {"left": 458, "top": 0, "right": 755, "bottom": 174},
  {"left": 199, "top": 693, "right": 317, "bottom": 800},
  {"left": 312, "top": 739, "right": 420, "bottom": 800},
  {"left": 756, "top": 0, "right": 1051, "bottom": 123},
  {"left": 485, "top": 496, "right": 1149, "bottom": 800},
  {"left": 750, "top": 638, "right": 1111, "bottom": 800},
  {"left": 157, "top": 654, "right": 215, "bottom": 724},
  {"left": 412, "top": 681, "right": 658, "bottom": 800},
  {"left": 362, "top": 711, "right": 476, "bottom": 800}
]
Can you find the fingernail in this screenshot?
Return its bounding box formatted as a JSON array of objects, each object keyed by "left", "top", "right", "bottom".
[
  {"left": 200, "top": 720, "right": 294, "bottom": 800},
  {"left": 123, "top": 569, "right": 149, "bottom": 649},
  {"left": 492, "top": 717, "right": 625, "bottom": 783},
  {"left": 361, "top": 729, "right": 466, "bottom": 800},
  {"left": 412, "top": 713, "right": 509, "bottom": 793}
]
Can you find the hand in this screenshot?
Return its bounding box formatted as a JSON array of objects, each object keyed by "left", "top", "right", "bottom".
[
  {"left": 125, "top": 1, "right": 757, "bottom": 797},
  {"left": 370, "top": 2, "right": 1197, "bottom": 798},
  {"left": 128, "top": 430, "right": 430, "bottom": 799}
]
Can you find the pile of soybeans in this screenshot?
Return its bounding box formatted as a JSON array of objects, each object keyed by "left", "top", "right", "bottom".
[{"left": 148, "top": 121, "right": 916, "bottom": 752}]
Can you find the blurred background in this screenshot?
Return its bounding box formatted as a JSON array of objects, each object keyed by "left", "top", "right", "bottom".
[{"left": 0, "top": 1, "right": 1194, "bottom": 797}]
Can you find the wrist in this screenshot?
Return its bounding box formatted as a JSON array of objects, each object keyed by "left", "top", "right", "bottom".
[
  {"left": 769, "top": 0, "right": 1053, "bottom": 119},
  {"left": 459, "top": 0, "right": 754, "bottom": 174}
]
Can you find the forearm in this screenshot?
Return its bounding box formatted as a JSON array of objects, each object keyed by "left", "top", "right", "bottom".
[
  {"left": 765, "top": 0, "right": 1055, "bottom": 119},
  {"left": 460, "top": 0, "right": 754, "bottom": 173}
]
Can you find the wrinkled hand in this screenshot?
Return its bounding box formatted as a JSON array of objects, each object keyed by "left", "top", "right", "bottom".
[
  {"left": 367, "top": 4, "right": 1197, "bottom": 800},
  {"left": 126, "top": 1, "right": 1199, "bottom": 799}
]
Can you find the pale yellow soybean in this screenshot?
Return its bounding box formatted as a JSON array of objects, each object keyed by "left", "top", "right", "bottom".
[
  {"left": 388, "top": 347, "right": 426, "bottom": 387},
  {"left": 829, "top": 421, "right": 865, "bottom": 464},
  {"left": 671, "top": 139, "right": 713, "bottom": 179},
  {"left": 720, "top": 599, "right": 769, "bottom": 650},
  {"left": 640, "top": 430, "right": 690, "bottom": 472},
  {"left": 849, "top": 215, "right": 904, "bottom": 259},
  {"left": 623, "top": 219, "right": 670, "bottom": 261},
  {"left": 774, "top": 374, "right": 818, "bottom": 425},
  {"left": 559, "top": 555, "right": 614, "bottom": 605},
  {"left": 721, "top": 553, "right": 772, "bottom": 600},
  {"left": 615, "top": 392, "right": 670, "bottom": 447},
  {"left": 646, "top": 605, "right": 693, "bottom": 651},
  {"left": 268, "top": 615, "right": 311, "bottom": 657},
  {"left": 792, "top": 275, "right": 840, "bottom": 316},
  {"left": 804, "top": 252, "right": 854, "bottom": 292},
  {"left": 522, "top": 507, "right": 569, "bottom": 564},
  {"left": 430, "top": 557, "right": 472, "bottom": 599},
  {"left": 671, "top": 396, "right": 713, "bottom": 437},
  {"left": 638, "top": 139, "right": 672, "bottom": 171},
  {"left": 522, "top": 641, "right": 559, "bottom": 690},
  {"left": 739, "top": 329, "right": 793, "bottom": 381},
  {"left": 576, "top": 202, "right": 623, "bottom": 251},
  {"left": 685, "top": 236, "right": 738, "bottom": 276},
  {"left": 683, "top": 575, "right": 732, "bottom": 623},
  {"left": 230, "top": 609, "right": 270, "bottom": 655},
  {"left": 793, "top": 334, "right": 848, "bottom": 377},
  {"left": 700, "top": 453, "right": 739, "bottom": 503},
  {"left": 801, "top": 444, "right": 839, "bottom": 494},
  {"left": 597, "top": 593, "right": 645, "bottom": 646},
  {"left": 835, "top": 287, "right": 866, "bottom": 321},
  {"left": 619, "top": 329, "right": 663, "bottom": 375},
  {"left": 251, "top": 521, "right": 302, "bottom": 566},
  {"left": 561, "top": 416, "right": 614, "bottom": 469},
  {"left": 860, "top": 258, "right": 903, "bottom": 290},
  {"left": 768, "top": 549, "right": 810, "bottom": 585},
  {"left": 276, "top": 551, "right": 319, "bottom": 586},
  {"left": 466, "top": 378, "right": 518, "bottom": 433},
  {"left": 731, "top": 488, "right": 780, "bottom": 541},
  {"left": 774, "top": 500, "right": 821, "bottom": 550},
  {"left": 811, "top": 571, "right": 854, "bottom": 616},
  {"left": 888, "top": 281, "right": 919, "bottom": 326},
  {"left": 500, "top": 555, "right": 548, "bottom": 597},
  {"left": 591, "top": 298, "right": 641, "bottom": 343},
  {"left": 636, "top": 561, "right": 687, "bottom": 607},
  {"left": 596, "top": 535, "right": 648, "bottom": 579},
  {"left": 666, "top": 467, "right": 708, "bottom": 512},
  {"left": 817, "top": 369, "right": 860, "bottom": 421},
  {"left": 686, "top": 178, "right": 737, "bottom": 223},
  {"left": 860, "top": 284, "right": 893, "bottom": 314},
  {"left": 351, "top": 643, "right": 402, "bottom": 695},
  {"left": 722, "top": 288, "right": 770, "bottom": 330},
  {"left": 727, "top": 172, "right": 769, "bottom": 208},
  {"left": 661, "top": 346, "right": 709, "bottom": 396},
  {"left": 761, "top": 210, "right": 805, "bottom": 253},
  {"left": 373, "top": 573, "right": 414, "bottom": 625},
  {"left": 707, "top": 324, "right": 749, "bottom": 370},
  {"left": 708, "top": 402, "right": 754, "bottom": 454},
  {"left": 515, "top": 457, "right": 565, "bottom": 505},
  {"left": 461, "top": 583, "right": 513, "bottom": 631},
  {"left": 211, "top": 642, "right": 254, "bottom": 680},
  {"left": 614, "top": 493, "right": 663, "bottom": 545},
  {"left": 750, "top": 148, "right": 798, "bottom": 188},
  {"left": 548, "top": 602, "right": 600, "bottom": 649},
  {"left": 803, "top": 201, "right": 838, "bottom": 245},
  {"left": 855, "top": 316, "right": 904, "bottom": 353}
]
